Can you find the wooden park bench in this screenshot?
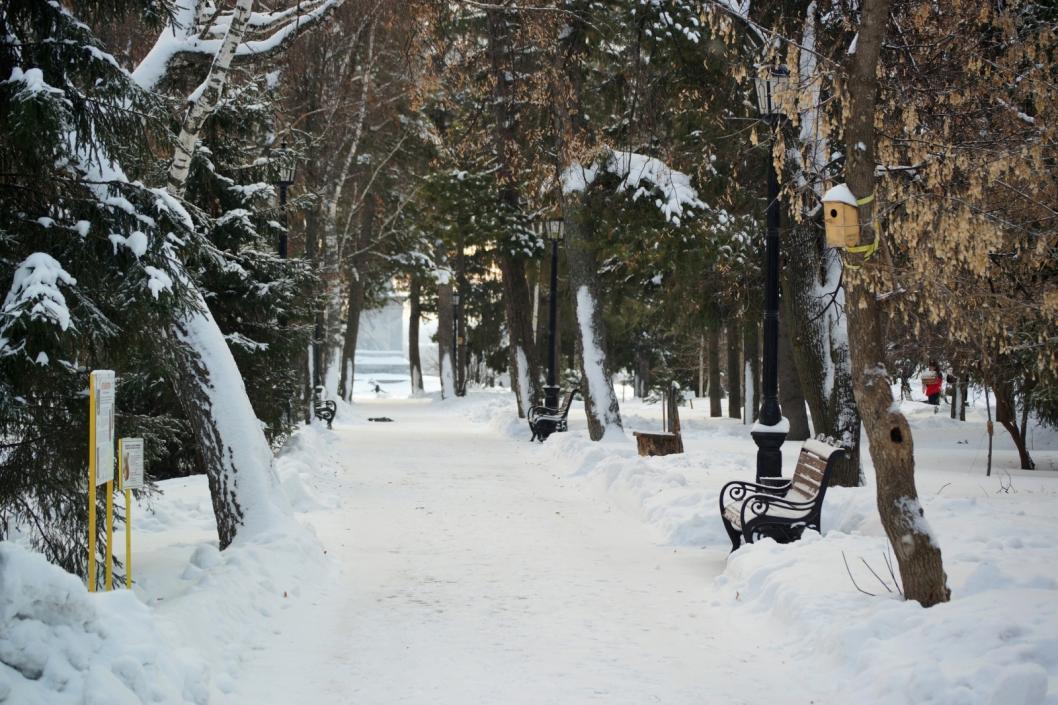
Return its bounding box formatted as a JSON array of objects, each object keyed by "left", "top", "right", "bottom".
[
  {"left": 632, "top": 384, "right": 684, "bottom": 457},
  {"left": 312, "top": 386, "right": 337, "bottom": 429},
  {"left": 718, "top": 437, "right": 846, "bottom": 552},
  {"left": 528, "top": 389, "right": 579, "bottom": 442}
]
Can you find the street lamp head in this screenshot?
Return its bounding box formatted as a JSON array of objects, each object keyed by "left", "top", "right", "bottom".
[
  {"left": 453, "top": 293, "right": 461, "bottom": 307},
  {"left": 754, "top": 65, "right": 790, "bottom": 119},
  {"left": 545, "top": 218, "right": 564, "bottom": 241},
  {"left": 275, "top": 140, "right": 296, "bottom": 185}
]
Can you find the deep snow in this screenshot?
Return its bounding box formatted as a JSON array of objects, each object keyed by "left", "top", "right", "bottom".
[{"left": 2, "top": 389, "right": 1057, "bottom": 704}]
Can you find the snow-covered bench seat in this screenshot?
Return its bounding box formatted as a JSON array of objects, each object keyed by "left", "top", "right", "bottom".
[
  {"left": 719, "top": 438, "right": 846, "bottom": 551},
  {"left": 528, "top": 389, "right": 579, "bottom": 442}
]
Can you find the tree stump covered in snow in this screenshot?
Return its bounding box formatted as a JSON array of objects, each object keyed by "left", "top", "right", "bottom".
[{"left": 633, "top": 385, "right": 684, "bottom": 457}]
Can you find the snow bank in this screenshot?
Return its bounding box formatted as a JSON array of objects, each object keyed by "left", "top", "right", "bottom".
[
  {"left": 0, "top": 543, "right": 208, "bottom": 705},
  {"left": 470, "top": 392, "right": 1058, "bottom": 705},
  {"left": 0, "top": 419, "right": 340, "bottom": 705}
]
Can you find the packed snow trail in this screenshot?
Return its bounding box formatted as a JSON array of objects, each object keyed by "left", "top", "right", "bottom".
[{"left": 224, "top": 399, "right": 831, "bottom": 705}]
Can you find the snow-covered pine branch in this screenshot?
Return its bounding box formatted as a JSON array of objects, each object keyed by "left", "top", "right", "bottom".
[
  {"left": 133, "top": 0, "right": 346, "bottom": 91},
  {"left": 560, "top": 149, "right": 705, "bottom": 226}
]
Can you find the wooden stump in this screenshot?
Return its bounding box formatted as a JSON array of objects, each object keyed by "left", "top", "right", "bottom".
[
  {"left": 633, "top": 384, "right": 684, "bottom": 457},
  {"left": 633, "top": 431, "right": 684, "bottom": 456}
]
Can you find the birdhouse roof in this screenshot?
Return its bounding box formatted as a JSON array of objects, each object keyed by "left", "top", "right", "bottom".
[{"left": 822, "top": 183, "right": 858, "bottom": 207}]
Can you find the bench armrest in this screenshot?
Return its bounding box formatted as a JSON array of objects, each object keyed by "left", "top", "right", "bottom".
[{"left": 718, "top": 479, "right": 790, "bottom": 513}]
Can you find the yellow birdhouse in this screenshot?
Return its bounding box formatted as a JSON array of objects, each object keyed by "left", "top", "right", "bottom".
[{"left": 822, "top": 183, "right": 862, "bottom": 249}]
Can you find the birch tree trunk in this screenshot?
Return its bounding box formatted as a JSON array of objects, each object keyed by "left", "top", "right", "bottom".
[
  {"left": 844, "top": 0, "right": 949, "bottom": 606},
  {"left": 153, "top": 0, "right": 290, "bottom": 548},
  {"left": 408, "top": 278, "right": 424, "bottom": 395}
]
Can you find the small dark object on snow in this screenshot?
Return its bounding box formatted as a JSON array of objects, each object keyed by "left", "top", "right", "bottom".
[
  {"left": 719, "top": 437, "right": 845, "bottom": 552},
  {"left": 368, "top": 416, "right": 394, "bottom": 422},
  {"left": 528, "top": 389, "right": 579, "bottom": 442},
  {"left": 312, "top": 386, "right": 337, "bottom": 429}
]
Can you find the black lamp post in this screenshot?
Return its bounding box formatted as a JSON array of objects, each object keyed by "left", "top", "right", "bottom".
[
  {"left": 452, "top": 291, "right": 460, "bottom": 395},
  {"left": 274, "top": 140, "right": 295, "bottom": 259},
  {"left": 751, "top": 65, "right": 789, "bottom": 482},
  {"left": 543, "top": 218, "right": 563, "bottom": 409}
]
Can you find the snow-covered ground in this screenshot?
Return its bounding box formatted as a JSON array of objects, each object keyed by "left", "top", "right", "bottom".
[{"left": 3, "top": 389, "right": 1057, "bottom": 704}]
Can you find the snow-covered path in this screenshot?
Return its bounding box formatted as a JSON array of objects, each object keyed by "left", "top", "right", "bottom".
[{"left": 224, "top": 399, "right": 830, "bottom": 705}]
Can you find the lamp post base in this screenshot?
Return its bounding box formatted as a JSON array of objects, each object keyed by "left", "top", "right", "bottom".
[
  {"left": 751, "top": 429, "right": 788, "bottom": 482},
  {"left": 543, "top": 384, "right": 560, "bottom": 410}
]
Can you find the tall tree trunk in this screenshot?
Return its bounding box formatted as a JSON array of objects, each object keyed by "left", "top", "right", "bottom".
[
  {"left": 150, "top": 0, "right": 289, "bottom": 547},
  {"left": 744, "top": 319, "right": 760, "bottom": 421},
  {"left": 844, "top": 0, "right": 949, "bottom": 606},
  {"left": 486, "top": 8, "right": 541, "bottom": 417},
  {"left": 636, "top": 348, "right": 651, "bottom": 398},
  {"left": 408, "top": 277, "right": 424, "bottom": 395},
  {"left": 708, "top": 324, "right": 722, "bottom": 417},
  {"left": 336, "top": 268, "right": 365, "bottom": 403},
  {"left": 548, "top": 8, "right": 620, "bottom": 440},
  {"left": 436, "top": 272, "right": 455, "bottom": 400},
  {"left": 564, "top": 204, "right": 622, "bottom": 439},
  {"left": 994, "top": 377, "right": 1035, "bottom": 470},
  {"left": 497, "top": 255, "right": 541, "bottom": 416},
  {"left": 779, "top": 315, "right": 811, "bottom": 440},
  {"left": 726, "top": 319, "right": 741, "bottom": 419},
  {"left": 782, "top": 225, "right": 861, "bottom": 485}
]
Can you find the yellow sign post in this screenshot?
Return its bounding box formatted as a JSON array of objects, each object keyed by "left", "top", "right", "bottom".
[
  {"left": 88, "top": 370, "right": 115, "bottom": 592},
  {"left": 118, "top": 437, "right": 144, "bottom": 587}
]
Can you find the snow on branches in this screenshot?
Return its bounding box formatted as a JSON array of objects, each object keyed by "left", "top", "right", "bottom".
[{"left": 561, "top": 149, "right": 705, "bottom": 226}]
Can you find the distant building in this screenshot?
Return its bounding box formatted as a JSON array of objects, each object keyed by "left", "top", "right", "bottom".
[{"left": 356, "top": 293, "right": 408, "bottom": 376}]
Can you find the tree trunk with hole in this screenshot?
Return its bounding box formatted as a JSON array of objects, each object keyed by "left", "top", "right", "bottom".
[
  {"left": 779, "top": 315, "right": 811, "bottom": 440},
  {"left": 408, "top": 278, "right": 424, "bottom": 395},
  {"left": 726, "top": 319, "right": 741, "bottom": 419},
  {"left": 843, "top": 0, "right": 949, "bottom": 607},
  {"left": 708, "top": 324, "right": 722, "bottom": 417}
]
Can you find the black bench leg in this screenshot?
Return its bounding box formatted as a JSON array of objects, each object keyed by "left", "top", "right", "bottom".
[{"left": 723, "top": 518, "right": 742, "bottom": 553}]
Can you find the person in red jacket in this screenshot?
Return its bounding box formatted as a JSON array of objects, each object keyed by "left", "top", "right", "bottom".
[{"left": 922, "top": 362, "right": 943, "bottom": 407}]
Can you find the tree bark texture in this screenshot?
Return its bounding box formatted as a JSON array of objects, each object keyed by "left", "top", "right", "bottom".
[
  {"left": 708, "top": 324, "right": 722, "bottom": 417},
  {"left": 436, "top": 273, "right": 455, "bottom": 400},
  {"left": 408, "top": 277, "right": 424, "bottom": 395},
  {"left": 994, "top": 378, "right": 1035, "bottom": 470},
  {"left": 726, "top": 319, "right": 741, "bottom": 419},
  {"left": 781, "top": 223, "right": 862, "bottom": 485},
  {"left": 844, "top": 0, "right": 949, "bottom": 607},
  {"left": 336, "top": 269, "right": 365, "bottom": 402},
  {"left": 165, "top": 282, "right": 287, "bottom": 549},
  {"left": 779, "top": 315, "right": 811, "bottom": 440},
  {"left": 564, "top": 203, "right": 622, "bottom": 440},
  {"left": 744, "top": 320, "right": 760, "bottom": 421},
  {"left": 486, "top": 9, "right": 542, "bottom": 416}
]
